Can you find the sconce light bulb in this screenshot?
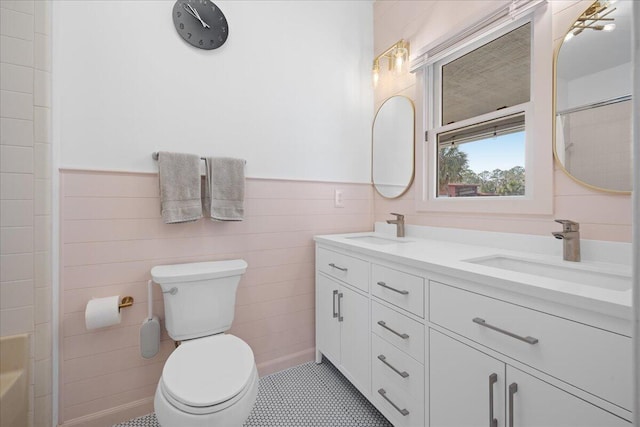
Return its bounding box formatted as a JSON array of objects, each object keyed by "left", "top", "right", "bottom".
[
  {"left": 603, "top": 23, "right": 616, "bottom": 32},
  {"left": 395, "top": 55, "right": 403, "bottom": 72},
  {"left": 372, "top": 69, "right": 380, "bottom": 87},
  {"left": 393, "top": 47, "right": 407, "bottom": 74}
]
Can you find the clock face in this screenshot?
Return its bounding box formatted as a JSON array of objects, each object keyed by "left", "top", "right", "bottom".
[{"left": 172, "top": 0, "right": 229, "bottom": 50}]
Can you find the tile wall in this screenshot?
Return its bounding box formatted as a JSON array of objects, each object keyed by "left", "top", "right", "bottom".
[
  {"left": 58, "top": 170, "right": 373, "bottom": 426},
  {"left": 0, "top": 1, "right": 53, "bottom": 426}
]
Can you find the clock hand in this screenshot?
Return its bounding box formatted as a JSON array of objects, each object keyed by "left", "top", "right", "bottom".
[
  {"left": 190, "top": 5, "right": 211, "bottom": 29},
  {"left": 182, "top": 4, "right": 199, "bottom": 22},
  {"left": 183, "top": 3, "right": 210, "bottom": 29}
]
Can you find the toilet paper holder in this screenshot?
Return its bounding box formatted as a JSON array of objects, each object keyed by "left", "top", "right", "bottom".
[{"left": 118, "top": 296, "right": 134, "bottom": 312}]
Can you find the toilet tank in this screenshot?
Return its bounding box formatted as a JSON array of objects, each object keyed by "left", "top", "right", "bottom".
[{"left": 151, "top": 260, "right": 248, "bottom": 341}]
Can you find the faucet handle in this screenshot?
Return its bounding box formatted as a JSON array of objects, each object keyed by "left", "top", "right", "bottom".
[
  {"left": 390, "top": 212, "right": 404, "bottom": 220},
  {"left": 554, "top": 219, "right": 579, "bottom": 232}
]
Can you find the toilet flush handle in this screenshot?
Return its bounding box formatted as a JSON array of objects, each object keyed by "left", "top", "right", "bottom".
[{"left": 163, "top": 287, "right": 178, "bottom": 295}]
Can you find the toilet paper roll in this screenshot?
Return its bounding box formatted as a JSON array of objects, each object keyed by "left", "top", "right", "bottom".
[{"left": 85, "top": 296, "right": 122, "bottom": 330}]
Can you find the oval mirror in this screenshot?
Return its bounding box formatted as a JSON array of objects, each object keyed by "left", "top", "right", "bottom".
[
  {"left": 554, "top": 0, "right": 632, "bottom": 193},
  {"left": 372, "top": 96, "right": 415, "bottom": 198}
]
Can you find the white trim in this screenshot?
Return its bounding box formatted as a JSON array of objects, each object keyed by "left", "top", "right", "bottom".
[
  {"left": 410, "top": 0, "right": 546, "bottom": 72},
  {"left": 57, "top": 397, "right": 154, "bottom": 427},
  {"left": 51, "top": 1, "right": 60, "bottom": 424},
  {"left": 57, "top": 167, "right": 373, "bottom": 186},
  {"left": 433, "top": 103, "right": 528, "bottom": 144},
  {"left": 631, "top": 2, "right": 639, "bottom": 425}
]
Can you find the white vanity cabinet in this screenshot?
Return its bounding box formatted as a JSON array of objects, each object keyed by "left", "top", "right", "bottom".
[
  {"left": 315, "top": 249, "right": 370, "bottom": 396},
  {"left": 314, "top": 235, "right": 633, "bottom": 427},
  {"left": 429, "top": 280, "right": 632, "bottom": 426},
  {"left": 429, "top": 329, "right": 629, "bottom": 427},
  {"left": 506, "top": 366, "right": 629, "bottom": 427},
  {"left": 370, "top": 264, "right": 426, "bottom": 427},
  {"left": 429, "top": 329, "right": 506, "bottom": 427},
  {"left": 429, "top": 280, "right": 633, "bottom": 412}
]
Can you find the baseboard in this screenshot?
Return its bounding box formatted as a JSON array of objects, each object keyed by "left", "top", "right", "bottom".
[
  {"left": 257, "top": 347, "right": 316, "bottom": 377},
  {"left": 58, "top": 397, "right": 154, "bottom": 427},
  {"left": 57, "top": 349, "right": 315, "bottom": 426}
]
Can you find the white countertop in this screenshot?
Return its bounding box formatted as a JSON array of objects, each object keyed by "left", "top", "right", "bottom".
[{"left": 314, "top": 225, "right": 632, "bottom": 321}]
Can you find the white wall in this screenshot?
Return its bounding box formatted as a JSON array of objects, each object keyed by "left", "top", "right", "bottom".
[
  {"left": 558, "top": 62, "right": 632, "bottom": 111},
  {"left": 53, "top": 0, "right": 374, "bottom": 183}
]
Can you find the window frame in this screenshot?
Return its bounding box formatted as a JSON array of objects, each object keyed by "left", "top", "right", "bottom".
[
  {"left": 414, "top": 7, "right": 552, "bottom": 215},
  {"left": 435, "top": 105, "right": 528, "bottom": 198}
]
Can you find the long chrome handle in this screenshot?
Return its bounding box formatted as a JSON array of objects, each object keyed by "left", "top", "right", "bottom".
[
  {"left": 332, "top": 290, "right": 338, "bottom": 318},
  {"left": 337, "top": 293, "right": 343, "bottom": 322},
  {"left": 328, "top": 263, "right": 348, "bottom": 272},
  {"left": 377, "top": 320, "right": 409, "bottom": 339},
  {"left": 378, "top": 388, "right": 409, "bottom": 416},
  {"left": 508, "top": 383, "right": 518, "bottom": 427},
  {"left": 377, "top": 281, "right": 409, "bottom": 295},
  {"left": 472, "top": 318, "right": 539, "bottom": 345},
  {"left": 489, "top": 373, "right": 498, "bottom": 427},
  {"left": 378, "top": 355, "right": 409, "bottom": 378}
]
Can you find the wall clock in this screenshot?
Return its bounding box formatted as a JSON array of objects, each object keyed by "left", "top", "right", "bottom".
[{"left": 172, "top": 0, "right": 229, "bottom": 50}]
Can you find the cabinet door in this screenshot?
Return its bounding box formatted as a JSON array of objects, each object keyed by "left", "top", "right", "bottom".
[
  {"left": 316, "top": 275, "right": 340, "bottom": 364},
  {"left": 339, "top": 285, "right": 370, "bottom": 395},
  {"left": 506, "top": 366, "right": 629, "bottom": 427},
  {"left": 430, "top": 330, "right": 505, "bottom": 427}
]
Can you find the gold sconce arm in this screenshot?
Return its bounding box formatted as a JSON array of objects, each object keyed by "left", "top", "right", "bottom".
[{"left": 372, "top": 39, "right": 410, "bottom": 87}]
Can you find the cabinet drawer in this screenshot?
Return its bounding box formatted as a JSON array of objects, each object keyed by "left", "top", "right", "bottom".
[
  {"left": 372, "top": 334, "right": 425, "bottom": 427},
  {"left": 429, "top": 281, "right": 632, "bottom": 410},
  {"left": 371, "top": 264, "right": 424, "bottom": 317},
  {"left": 317, "top": 247, "right": 369, "bottom": 292},
  {"left": 372, "top": 300, "right": 424, "bottom": 363}
]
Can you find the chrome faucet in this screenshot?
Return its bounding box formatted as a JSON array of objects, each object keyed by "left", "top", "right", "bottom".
[
  {"left": 552, "top": 219, "right": 580, "bottom": 262},
  {"left": 387, "top": 213, "right": 405, "bottom": 238}
]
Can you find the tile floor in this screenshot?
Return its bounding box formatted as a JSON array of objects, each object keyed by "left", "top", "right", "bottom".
[{"left": 114, "top": 358, "right": 392, "bottom": 426}]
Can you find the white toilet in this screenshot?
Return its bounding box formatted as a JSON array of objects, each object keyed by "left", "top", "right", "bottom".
[{"left": 151, "top": 260, "right": 258, "bottom": 427}]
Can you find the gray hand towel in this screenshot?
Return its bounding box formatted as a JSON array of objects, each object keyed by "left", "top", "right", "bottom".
[
  {"left": 203, "top": 157, "right": 246, "bottom": 221},
  {"left": 158, "top": 151, "right": 203, "bottom": 224}
]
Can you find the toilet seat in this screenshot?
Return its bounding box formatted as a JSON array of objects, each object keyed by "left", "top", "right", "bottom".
[{"left": 160, "top": 334, "right": 255, "bottom": 415}]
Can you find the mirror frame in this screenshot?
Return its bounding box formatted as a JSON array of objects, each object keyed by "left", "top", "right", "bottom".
[
  {"left": 552, "top": 0, "right": 632, "bottom": 195},
  {"left": 371, "top": 95, "right": 416, "bottom": 199}
]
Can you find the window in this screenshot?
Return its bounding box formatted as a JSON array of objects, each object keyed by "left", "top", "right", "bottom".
[
  {"left": 435, "top": 23, "right": 530, "bottom": 200},
  {"left": 414, "top": 6, "right": 552, "bottom": 215},
  {"left": 440, "top": 24, "right": 531, "bottom": 126},
  {"left": 437, "top": 113, "right": 525, "bottom": 198}
]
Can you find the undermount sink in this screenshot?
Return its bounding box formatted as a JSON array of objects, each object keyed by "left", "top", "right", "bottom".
[
  {"left": 346, "top": 235, "right": 411, "bottom": 245},
  {"left": 465, "top": 255, "right": 631, "bottom": 292}
]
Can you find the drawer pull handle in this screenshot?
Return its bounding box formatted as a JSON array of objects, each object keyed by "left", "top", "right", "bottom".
[
  {"left": 328, "top": 263, "right": 348, "bottom": 272},
  {"left": 332, "top": 290, "right": 338, "bottom": 318},
  {"left": 472, "top": 318, "right": 539, "bottom": 345},
  {"left": 508, "top": 382, "right": 518, "bottom": 427},
  {"left": 377, "top": 320, "right": 409, "bottom": 339},
  {"left": 378, "top": 388, "right": 409, "bottom": 416},
  {"left": 489, "top": 373, "right": 498, "bottom": 427},
  {"left": 377, "top": 281, "right": 409, "bottom": 295},
  {"left": 378, "top": 354, "right": 409, "bottom": 378},
  {"left": 337, "top": 292, "right": 344, "bottom": 322}
]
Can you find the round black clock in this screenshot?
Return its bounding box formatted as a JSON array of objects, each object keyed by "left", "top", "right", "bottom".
[{"left": 172, "top": 0, "right": 229, "bottom": 50}]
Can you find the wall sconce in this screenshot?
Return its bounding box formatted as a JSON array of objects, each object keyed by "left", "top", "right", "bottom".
[{"left": 372, "top": 39, "right": 410, "bottom": 87}]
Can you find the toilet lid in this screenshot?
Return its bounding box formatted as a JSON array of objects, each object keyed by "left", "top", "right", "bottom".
[{"left": 162, "top": 334, "right": 255, "bottom": 407}]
